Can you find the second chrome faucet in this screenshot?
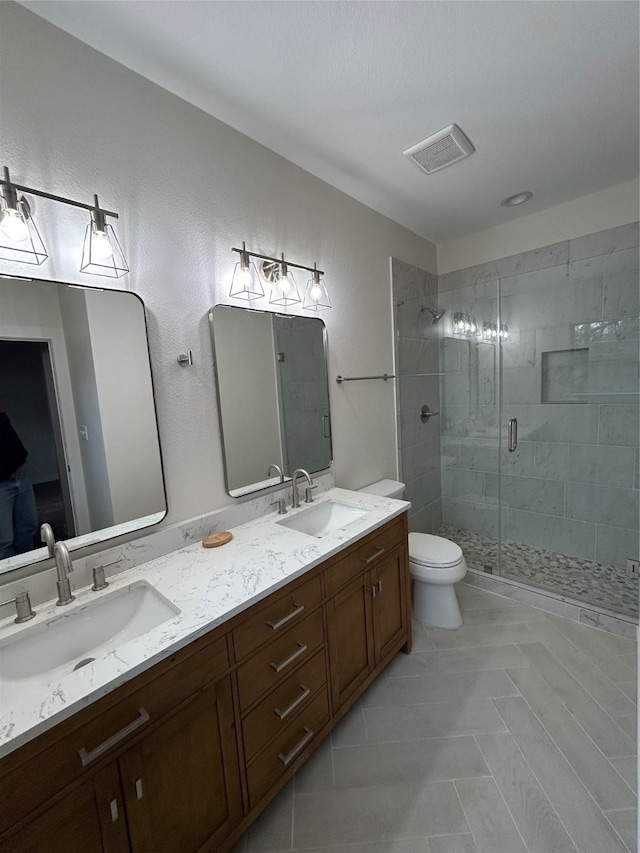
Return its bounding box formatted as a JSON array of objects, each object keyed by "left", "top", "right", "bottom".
[{"left": 291, "top": 469, "right": 316, "bottom": 509}]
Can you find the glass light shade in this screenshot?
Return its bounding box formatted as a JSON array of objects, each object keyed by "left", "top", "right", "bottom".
[
  {"left": 303, "top": 272, "right": 331, "bottom": 311},
  {"left": 0, "top": 195, "right": 48, "bottom": 265},
  {"left": 269, "top": 267, "right": 300, "bottom": 307},
  {"left": 80, "top": 221, "right": 129, "bottom": 278},
  {"left": 230, "top": 259, "right": 263, "bottom": 301}
]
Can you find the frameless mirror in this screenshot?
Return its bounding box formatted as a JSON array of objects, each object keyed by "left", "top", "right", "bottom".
[
  {"left": 209, "top": 305, "right": 332, "bottom": 497},
  {"left": 0, "top": 277, "right": 166, "bottom": 575}
]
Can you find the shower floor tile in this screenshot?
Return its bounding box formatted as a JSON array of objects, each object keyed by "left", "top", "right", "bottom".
[{"left": 436, "top": 526, "right": 639, "bottom": 617}]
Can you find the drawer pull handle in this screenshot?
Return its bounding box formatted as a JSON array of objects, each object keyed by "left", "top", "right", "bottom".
[
  {"left": 135, "top": 778, "right": 144, "bottom": 800},
  {"left": 79, "top": 708, "right": 150, "bottom": 767},
  {"left": 271, "top": 642, "right": 308, "bottom": 673},
  {"left": 363, "top": 547, "right": 385, "bottom": 565},
  {"left": 278, "top": 727, "right": 314, "bottom": 766},
  {"left": 275, "top": 685, "right": 311, "bottom": 720},
  {"left": 267, "top": 603, "right": 305, "bottom": 631},
  {"left": 108, "top": 797, "right": 119, "bottom": 823}
]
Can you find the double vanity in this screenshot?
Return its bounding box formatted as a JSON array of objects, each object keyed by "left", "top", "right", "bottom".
[{"left": 0, "top": 488, "right": 412, "bottom": 853}]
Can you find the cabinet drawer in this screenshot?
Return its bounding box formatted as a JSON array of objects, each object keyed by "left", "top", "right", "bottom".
[
  {"left": 324, "top": 516, "right": 404, "bottom": 597},
  {"left": 233, "top": 573, "right": 322, "bottom": 662},
  {"left": 247, "top": 687, "right": 330, "bottom": 808},
  {"left": 242, "top": 648, "right": 327, "bottom": 761},
  {"left": 0, "top": 633, "right": 229, "bottom": 836},
  {"left": 237, "top": 608, "right": 324, "bottom": 712}
]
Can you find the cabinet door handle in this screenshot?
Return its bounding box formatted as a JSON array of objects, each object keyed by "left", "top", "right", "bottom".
[
  {"left": 108, "top": 797, "right": 119, "bottom": 823},
  {"left": 275, "top": 685, "right": 311, "bottom": 720},
  {"left": 271, "top": 642, "right": 307, "bottom": 673},
  {"left": 377, "top": 579, "right": 383, "bottom": 592},
  {"left": 278, "top": 727, "right": 314, "bottom": 766},
  {"left": 79, "top": 708, "right": 150, "bottom": 767},
  {"left": 267, "top": 603, "right": 304, "bottom": 631},
  {"left": 363, "top": 547, "right": 385, "bottom": 565},
  {"left": 369, "top": 586, "right": 377, "bottom": 599},
  {"left": 135, "top": 778, "right": 144, "bottom": 800}
]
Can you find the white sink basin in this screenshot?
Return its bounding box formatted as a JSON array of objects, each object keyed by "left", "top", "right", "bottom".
[
  {"left": 277, "top": 500, "right": 368, "bottom": 538},
  {"left": 0, "top": 581, "right": 180, "bottom": 686}
]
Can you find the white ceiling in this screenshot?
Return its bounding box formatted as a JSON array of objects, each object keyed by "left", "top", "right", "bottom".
[{"left": 21, "top": 1, "right": 640, "bottom": 244}]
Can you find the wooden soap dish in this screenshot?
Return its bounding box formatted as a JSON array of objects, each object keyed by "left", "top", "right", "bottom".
[{"left": 202, "top": 531, "right": 233, "bottom": 548}]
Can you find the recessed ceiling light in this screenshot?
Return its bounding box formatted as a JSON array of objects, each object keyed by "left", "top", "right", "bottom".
[{"left": 501, "top": 191, "right": 533, "bottom": 207}]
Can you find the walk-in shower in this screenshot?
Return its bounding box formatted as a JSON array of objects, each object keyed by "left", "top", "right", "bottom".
[{"left": 393, "top": 222, "right": 639, "bottom": 622}]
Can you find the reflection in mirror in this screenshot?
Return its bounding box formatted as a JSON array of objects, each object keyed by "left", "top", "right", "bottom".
[
  {"left": 0, "top": 277, "right": 166, "bottom": 575},
  {"left": 209, "top": 305, "right": 332, "bottom": 497}
]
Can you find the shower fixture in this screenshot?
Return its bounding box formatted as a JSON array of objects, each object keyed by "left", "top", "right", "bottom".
[{"left": 420, "top": 305, "right": 446, "bottom": 324}]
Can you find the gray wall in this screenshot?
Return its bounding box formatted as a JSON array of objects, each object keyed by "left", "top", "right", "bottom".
[
  {"left": 0, "top": 3, "right": 438, "bottom": 537},
  {"left": 392, "top": 258, "right": 442, "bottom": 533},
  {"left": 437, "top": 222, "right": 639, "bottom": 573}
]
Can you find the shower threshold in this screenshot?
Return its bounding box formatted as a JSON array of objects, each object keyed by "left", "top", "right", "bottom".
[{"left": 436, "top": 526, "right": 638, "bottom": 618}]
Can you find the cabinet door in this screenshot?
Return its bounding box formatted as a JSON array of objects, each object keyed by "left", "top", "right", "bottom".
[
  {"left": 371, "top": 546, "right": 408, "bottom": 665},
  {"left": 5, "top": 763, "right": 129, "bottom": 853},
  {"left": 119, "top": 676, "right": 243, "bottom": 853},
  {"left": 326, "top": 571, "right": 374, "bottom": 711}
]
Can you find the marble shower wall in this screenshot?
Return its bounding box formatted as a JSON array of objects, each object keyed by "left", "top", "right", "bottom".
[
  {"left": 438, "top": 222, "right": 640, "bottom": 576},
  {"left": 392, "top": 258, "right": 442, "bottom": 533}
]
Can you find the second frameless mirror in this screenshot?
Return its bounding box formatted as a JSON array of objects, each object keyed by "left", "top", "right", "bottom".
[{"left": 209, "top": 305, "right": 332, "bottom": 497}]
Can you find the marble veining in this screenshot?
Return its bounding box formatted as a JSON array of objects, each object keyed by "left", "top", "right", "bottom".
[{"left": 0, "top": 488, "right": 408, "bottom": 759}]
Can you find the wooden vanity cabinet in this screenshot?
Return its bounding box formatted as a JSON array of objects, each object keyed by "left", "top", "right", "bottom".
[
  {"left": 325, "top": 516, "right": 409, "bottom": 713},
  {"left": 1, "top": 512, "right": 411, "bottom": 853},
  {"left": 0, "top": 635, "right": 242, "bottom": 853},
  {"left": 118, "top": 675, "right": 242, "bottom": 853},
  {"left": 7, "top": 764, "right": 129, "bottom": 853}
]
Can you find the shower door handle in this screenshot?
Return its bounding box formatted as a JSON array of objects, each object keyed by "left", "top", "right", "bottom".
[
  {"left": 507, "top": 417, "right": 518, "bottom": 453},
  {"left": 322, "top": 415, "right": 331, "bottom": 439}
]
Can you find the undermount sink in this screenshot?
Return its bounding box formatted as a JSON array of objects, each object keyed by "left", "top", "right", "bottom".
[
  {"left": 277, "top": 500, "right": 369, "bottom": 538},
  {"left": 0, "top": 581, "right": 180, "bottom": 686}
]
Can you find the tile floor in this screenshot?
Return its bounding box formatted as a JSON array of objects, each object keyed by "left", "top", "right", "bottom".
[
  {"left": 234, "top": 583, "right": 638, "bottom": 853},
  {"left": 437, "top": 526, "right": 639, "bottom": 618}
]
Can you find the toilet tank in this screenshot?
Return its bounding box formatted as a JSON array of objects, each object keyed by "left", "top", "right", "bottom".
[{"left": 358, "top": 479, "right": 405, "bottom": 499}]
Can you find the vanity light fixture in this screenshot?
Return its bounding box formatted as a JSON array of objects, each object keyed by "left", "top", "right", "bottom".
[
  {"left": 230, "top": 244, "right": 329, "bottom": 311},
  {"left": 0, "top": 167, "right": 48, "bottom": 265},
  {"left": 80, "top": 195, "right": 129, "bottom": 278},
  {"left": 0, "top": 166, "right": 128, "bottom": 277},
  {"left": 454, "top": 312, "right": 479, "bottom": 337},
  {"left": 482, "top": 321, "right": 510, "bottom": 342},
  {"left": 302, "top": 262, "right": 331, "bottom": 312},
  {"left": 269, "top": 253, "right": 300, "bottom": 308},
  {"left": 229, "top": 241, "right": 264, "bottom": 301}
]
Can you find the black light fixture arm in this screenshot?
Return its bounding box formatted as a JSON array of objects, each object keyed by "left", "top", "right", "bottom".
[
  {"left": 1, "top": 167, "right": 119, "bottom": 219},
  {"left": 231, "top": 245, "right": 323, "bottom": 277}
]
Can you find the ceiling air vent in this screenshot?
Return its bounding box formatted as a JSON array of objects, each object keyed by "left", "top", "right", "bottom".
[{"left": 404, "top": 124, "right": 475, "bottom": 175}]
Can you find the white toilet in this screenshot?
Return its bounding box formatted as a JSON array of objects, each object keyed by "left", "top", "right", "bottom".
[{"left": 358, "top": 480, "right": 467, "bottom": 629}]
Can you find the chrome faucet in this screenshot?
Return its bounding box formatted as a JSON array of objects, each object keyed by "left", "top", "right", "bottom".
[
  {"left": 291, "top": 468, "right": 314, "bottom": 509},
  {"left": 267, "top": 463, "right": 285, "bottom": 483},
  {"left": 40, "top": 522, "right": 56, "bottom": 558},
  {"left": 54, "top": 542, "right": 75, "bottom": 606}
]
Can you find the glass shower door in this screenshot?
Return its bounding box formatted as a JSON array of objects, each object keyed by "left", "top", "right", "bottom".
[
  {"left": 498, "top": 245, "right": 639, "bottom": 617},
  {"left": 438, "top": 277, "right": 501, "bottom": 575}
]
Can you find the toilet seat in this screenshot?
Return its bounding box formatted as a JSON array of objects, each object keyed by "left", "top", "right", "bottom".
[{"left": 408, "top": 533, "right": 463, "bottom": 568}]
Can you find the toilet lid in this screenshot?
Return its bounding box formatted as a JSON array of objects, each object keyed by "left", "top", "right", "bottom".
[{"left": 409, "top": 533, "right": 463, "bottom": 568}]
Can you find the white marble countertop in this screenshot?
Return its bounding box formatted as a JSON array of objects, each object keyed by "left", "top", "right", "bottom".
[{"left": 0, "top": 488, "right": 408, "bottom": 758}]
